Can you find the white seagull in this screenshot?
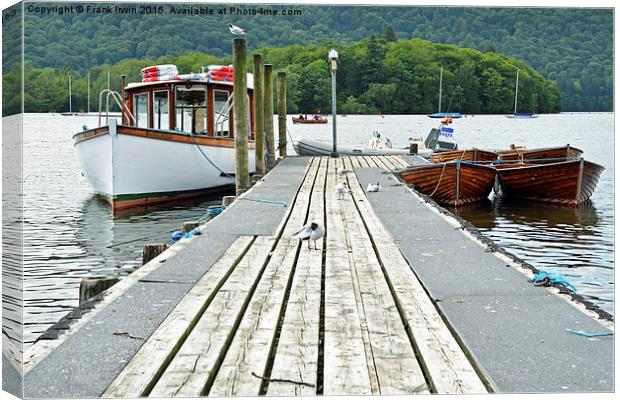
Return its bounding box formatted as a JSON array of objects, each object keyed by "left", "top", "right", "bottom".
[
  {"left": 228, "top": 24, "right": 247, "bottom": 36},
  {"left": 293, "top": 222, "right": 325, "bottom": 250},
  {"left": 367, "top": 182, "right": 381, "bottom": 192},
  {"left": 336, "top": 182, "right": 349, "bottom": 199}
]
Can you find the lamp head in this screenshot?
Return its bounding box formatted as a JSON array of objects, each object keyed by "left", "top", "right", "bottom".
[
  {"left": 328, "top": 49, "right": 339, "bottom": 61},
  {"left": 328, "top": 48, "right": 339, "bottom": 71}
]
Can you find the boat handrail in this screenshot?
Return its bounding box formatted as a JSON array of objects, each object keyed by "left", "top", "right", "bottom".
[{"left": 98, "top": 89, "right": 136, "bottom": 127}]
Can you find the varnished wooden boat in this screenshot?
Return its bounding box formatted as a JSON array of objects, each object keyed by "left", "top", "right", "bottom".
[
  {"left": 431, "top": 148, "right": 498, "bottom": 163},
  {"left": 496, "top": 159, "right": 604, "bottom": 207},
  {"left": 292, "top": 117, "right": 328, "bottom": 124},
  {"left": 497, "top": 145, "right": 583, "bottom": 163},
  {"left": 400, "top": 161, "right": 497, "bottom": 206}
]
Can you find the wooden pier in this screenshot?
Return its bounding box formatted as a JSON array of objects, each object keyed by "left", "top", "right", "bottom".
[
  {"left": 23, "top": 155, "right": 613, "bottom": 397},
  {"left": 103, "top": 156, "right": 486, "bottom": 396}
]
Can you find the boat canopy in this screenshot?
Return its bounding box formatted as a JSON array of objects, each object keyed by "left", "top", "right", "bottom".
[{"left": 121, "top": 74, "right": 255, "bottom": 139}]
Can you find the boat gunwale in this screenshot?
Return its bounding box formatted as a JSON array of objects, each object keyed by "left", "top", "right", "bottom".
[
  {"left": 74, "top": 125, "right": 256, "bottom": 149},
  {"left": 495, "top": 158, "right": 604, "bottom": 174}
]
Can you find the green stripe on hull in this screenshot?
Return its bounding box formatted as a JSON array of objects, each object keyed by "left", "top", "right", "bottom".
[{"left": 111, "top": 185, "right": 234, "bottom": 202}]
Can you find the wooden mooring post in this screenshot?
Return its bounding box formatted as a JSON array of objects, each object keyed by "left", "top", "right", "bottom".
[
  {"left": 263, "top": 64, "right": 275, "bottom": 169},
  {"left": 277, "top": 71, "right": 287, "bottom": 158},
  {"left": 233, "top": 38, "right": 250, "bottom": 193},
  {"left": 79, "top": 276, "right": 119, "bottom": 305},
  {"left": 142, "top": 243, "right": 168, "bottom": 265},
  {"left": 253, "top": 54, "right": 266, "bottom": 175}
]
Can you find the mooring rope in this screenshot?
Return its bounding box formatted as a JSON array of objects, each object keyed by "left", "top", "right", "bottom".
[
  {"left": 429, "top": 162, "right": 448, "bottom": 197},
  {"left": 191, "top": 136, "right": 235, "bottom": 178}
]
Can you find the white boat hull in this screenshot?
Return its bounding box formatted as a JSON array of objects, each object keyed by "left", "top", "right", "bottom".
[{"left": 74, "top": 123, "right": 255, "bottom": 210}]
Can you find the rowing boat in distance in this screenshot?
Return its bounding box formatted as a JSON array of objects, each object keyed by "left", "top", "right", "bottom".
[
  {"left": 431, "top": 148, "right": 498, "bottom": 163},
  {"left": 495, "top": 159, "right": 604, "bottom": 207},
  {"left": 292, "top": 116, "right": 328, "bottom": 124},
  {"left": 497, "top": 145, "right": 583, "bottom": 163},
  {"left": 400, "top": 161, "right": 497, "bottom": 206}
]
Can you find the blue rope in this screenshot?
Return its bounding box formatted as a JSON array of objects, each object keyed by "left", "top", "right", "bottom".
[
  {"left": 529, "top": 271, "right": 577, "bottom": 293},
  {"left": 566, "top": 328, "right": 613, "bottom": 338},
  {"left": 238, "top": 198, "right": 288, "bottom": 207}
]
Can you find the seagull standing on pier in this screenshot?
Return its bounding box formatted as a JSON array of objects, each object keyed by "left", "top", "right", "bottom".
[
  {"left": 336, "top": 182, "right": 349, "bottom": 199},
  {"left": 367, "top": 182, "right": 381, "bottom": 192},
  {"left": 228, "top": 24, "right": 247, "bottom": 36},
  {"left": 293, "top": 222, "right": 325, "bottom": 250}
]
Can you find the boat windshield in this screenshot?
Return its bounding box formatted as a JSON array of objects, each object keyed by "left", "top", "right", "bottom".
[{"left": 175, "top": 85, "right": 208, "bottom": 134}]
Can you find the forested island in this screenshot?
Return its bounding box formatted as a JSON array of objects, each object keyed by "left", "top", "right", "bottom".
[{"left": 2, "top": 4, "right": 611, "bottom": 115}]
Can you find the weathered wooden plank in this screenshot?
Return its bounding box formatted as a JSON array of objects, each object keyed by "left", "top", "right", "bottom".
[
  {"left": 357, "top": 156, "right": 370, "bottom": 168},
  {"left": 322, "top": 157, "right": 374, "bottom": 395},
  {"left": 392, "top": 155, "right": 410, "bottom": 168},
  {"left": 384, "top": 155, "right": 404, "bottom": 170},
  {"left": 149, "top": 236, "right": 276, "bottom": 397},
  {"left": 102, "top": 236, "right": 256, "bottom": 398},
  {"left": 348, "top": 155, "right": 362, "bottom": 168},
  {"left": 207, "top": 158, "right": 322, "bottom": 396},
  {"left": 363, "top": 156, "right": 380, "bottom": 168},
  {"left": 266, "top": 157, "right": 327, "bottom": 395},
  {"left": 339, "top": 158, "right": 429, "bottom": 394},
  {"left": 343, "top": 157, "right": 488, "bottom": 394},
  {"left": 373, "top": 156, "right": 393, "bottom": 170}
]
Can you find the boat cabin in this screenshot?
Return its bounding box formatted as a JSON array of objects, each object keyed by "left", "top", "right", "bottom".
[{"left": 120, "top": 77, "right": 255, "bottom": 140}]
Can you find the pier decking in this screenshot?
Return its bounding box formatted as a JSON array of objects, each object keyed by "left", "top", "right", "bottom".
[{"left": 23, "top": 156, "right": 613, "bottom": 397}]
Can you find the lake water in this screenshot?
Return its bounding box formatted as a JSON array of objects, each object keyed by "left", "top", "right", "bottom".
[{"left": 2, "top": 112, "right": 614, "bottom": 349}]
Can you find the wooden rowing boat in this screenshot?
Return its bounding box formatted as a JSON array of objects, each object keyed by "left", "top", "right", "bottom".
[
  {"left": 497, "top": 145, "right": 583, "bottom": 163},
  {"left": 292, "top": 117, "right": 328, "bottom": 124},
  {"left": 400, "top": 161, "right": 497, "bottom": 206},
  {"left": 496, "top": 159, "right": 604, "bottom": 207},
  {"left": 431, "top": 148, "right": 498, "bottom": 163}
]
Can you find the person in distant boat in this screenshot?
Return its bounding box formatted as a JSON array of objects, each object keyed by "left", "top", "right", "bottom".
[
  {"left": 298, "top": 114, "right": 305, "bottom": 120},
  {"left": 313, "top": 114, "right": 321, "bottom": 120}
]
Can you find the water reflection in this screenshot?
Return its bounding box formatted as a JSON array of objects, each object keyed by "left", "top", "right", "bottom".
[{"left": 454, "top": 196, "right": 613, "bottom": 315}]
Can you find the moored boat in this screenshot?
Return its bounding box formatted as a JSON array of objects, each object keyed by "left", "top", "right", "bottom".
[
  {"left": 497, "top": 145, "right": 583, "bottom": 163},
  {"left": 292, "top": 116, "right": 327, "bottom": 124},
  {"left": 495, "top": 159, "right": 604, "bottom": 207},
  {"left": 74, "top": 65, "right": 257, "bottom": 211},
  {"left": 294, "top": 137, "right": 411, "bottom": 156},
  {"left": 431, "top": 148, "right": 498, "bottom": 163},
  {"left": 400, "top": 161, "right": 497, "bottom": 206}
]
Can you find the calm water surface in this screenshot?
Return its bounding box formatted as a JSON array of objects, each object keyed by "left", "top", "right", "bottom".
[{"left": 5, "top": 112, "right": 614, "bottom": 348}]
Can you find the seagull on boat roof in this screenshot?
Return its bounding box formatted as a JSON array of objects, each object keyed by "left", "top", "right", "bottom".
[
  {"left": 293, "top": 222, "right": 325, "bottom": 250},
  {"left": 336, "top": 182, "right": 349, "bottom": 199},
  {"left": 367, "top": 182, "right": 381, "bottom": 192},
  {"left": 228, "top": 24, "right": 247, "bottom": 36}
]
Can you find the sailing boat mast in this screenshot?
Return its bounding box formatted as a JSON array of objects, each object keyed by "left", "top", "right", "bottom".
[
  {"left": 68, "top": 75, "right": 72, "bottom": 113},
  {"left": 513, "top": 69, "right": 519, "bottom": 114},
  {"left": 87, "top": 71, "right": 90, "bottom": 113},
  {"left": 438, "top": 65, "right": 443, "bottom": 113}
]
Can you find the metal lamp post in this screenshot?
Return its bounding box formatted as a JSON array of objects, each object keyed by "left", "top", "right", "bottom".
[{"left": 328, "top": 49, "right": 339, "bottom": 157}]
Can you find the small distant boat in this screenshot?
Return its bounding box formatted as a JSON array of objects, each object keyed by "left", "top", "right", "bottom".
[
  {"left": 400, "top": 161, "right": 497, "bottom": 206},
  {"left": 428, "top": 66, "right": 462, "bottom": 120},
  {"left": 495, "top": 159, "right": 604, "bottom": 207},
  {"left": 292, "top": 116, "right": 328, "bottom": 124},
  {"left": 497, "top": 145, "right": 583, "bottom": 163},
  {"left": 507, "top": 113, "right": 538, "bottom": 119},
  {"left": 506, "top": 69, "right": 537, "bottom": 118},
  {"left": 428, "top": 112, "right": 462, "bottom": 119},
  {"left": 431, "top": 148, "right": 498, "bottom": 163}
]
